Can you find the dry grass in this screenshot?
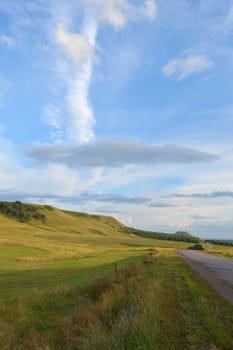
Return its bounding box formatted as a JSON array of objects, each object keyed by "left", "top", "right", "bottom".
[{"left": 205, "top": 244, "right": 233, "bottom": 258}]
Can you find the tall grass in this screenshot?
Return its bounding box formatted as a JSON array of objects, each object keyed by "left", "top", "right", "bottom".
[{"left": 56, "top": 252, "right": 233, "bottom": 350}]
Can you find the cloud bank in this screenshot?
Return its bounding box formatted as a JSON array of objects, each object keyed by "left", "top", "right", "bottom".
[
  {"left": 172, "top": 191, "right": 233, "bottom": 198},
  {"left": 149, "top": 202, "right": 179, "bottom": 208},
  {"left": 24, "top": 139, "right": 219, "bottom": 168},
  {"left": 0, "top": 189, "right": 179, "bottom": 208},
  {"left": 0, "top": 189, "right": 150, "bottom": 205}
]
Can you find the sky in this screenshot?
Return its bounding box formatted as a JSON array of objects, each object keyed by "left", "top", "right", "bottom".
[{"left": 0, "top": 0, "right": 233, "bottom": 239}]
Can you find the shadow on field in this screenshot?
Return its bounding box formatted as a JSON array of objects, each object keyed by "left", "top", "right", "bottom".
[{"left": 0, "top": 254, "right": 143, "bottom": 299}]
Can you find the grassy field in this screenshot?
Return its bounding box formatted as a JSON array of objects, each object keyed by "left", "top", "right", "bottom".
[
  {"left": 1, "top": 204, "right": 233, "bottom": 349},
  {"left": 205, "top": 243, "right": 233, "bottom": 258},
  {"left": 0, "top": 205, "right": 190, "bottom": 299},
  {"left": 1, "top": 250, "right": 233, "bottom": 349}
]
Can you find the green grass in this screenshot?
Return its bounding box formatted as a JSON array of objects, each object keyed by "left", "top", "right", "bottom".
[
  {"left": 55, "top": 251, "right": 233, "bottom": 350},
  {"left": 0, "top": 251, "right": 144, "bottom": 299},
  {"left": 1, "top": 251, "right": 233, "bottom": 350},
  {"left": 0, "top": 244, "right": 45, "bottom": 260}
]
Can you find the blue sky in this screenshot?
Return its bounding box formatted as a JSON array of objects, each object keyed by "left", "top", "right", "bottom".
[{"left": 0, "top": 0, "right": 233, "bottom": 238}]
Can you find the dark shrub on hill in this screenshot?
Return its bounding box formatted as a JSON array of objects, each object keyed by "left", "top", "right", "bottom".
[
  {"left": 44, "top": 205, "right": 54, "bottom": 211},
  {"left": 0, "top": 201, "right": 46, "bottom": 223}
]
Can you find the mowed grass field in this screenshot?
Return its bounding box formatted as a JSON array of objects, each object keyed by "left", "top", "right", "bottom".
[{"left": 0, "top": 205, "right": 190, "bottom": 299}]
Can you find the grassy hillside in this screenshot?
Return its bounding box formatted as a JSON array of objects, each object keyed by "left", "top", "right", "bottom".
[{"left": 0, "top": 202, "right": 190, "bottom": 299}]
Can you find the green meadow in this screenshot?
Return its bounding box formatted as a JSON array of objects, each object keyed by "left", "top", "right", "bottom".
[{"left": 0, "top": 203, "right": 233, "bottom": 349}]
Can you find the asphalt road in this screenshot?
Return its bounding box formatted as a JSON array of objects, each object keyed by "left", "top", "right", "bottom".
[{"left": 179, "top": 250, "right": 233, "bottom": 305}]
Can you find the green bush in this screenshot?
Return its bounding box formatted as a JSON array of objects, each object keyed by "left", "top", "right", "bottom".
[{"left": 0, "top": 201, "right": 46, "bottom": 223}]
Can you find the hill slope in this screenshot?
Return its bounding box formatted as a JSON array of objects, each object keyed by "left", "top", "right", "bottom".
[
  {"left": 0, "top": 201, "right": 199, "bottom": 242},
  {"left": 0, "top": 201, "right": 193, "bottom": 298}
]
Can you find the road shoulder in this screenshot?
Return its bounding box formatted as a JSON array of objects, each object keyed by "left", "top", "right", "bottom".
[{"left": 179, "top": 250, "right": 233, "bottom": 305}]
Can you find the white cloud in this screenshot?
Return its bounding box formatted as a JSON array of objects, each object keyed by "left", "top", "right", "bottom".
[
  {"left": 163, "top": 54, "right": 214, "bottom": 80},
  {"left": 85, "top": 0, "right": 127, "bottom": 28},
  {"left": 83, "top": 0, "right": 157, "bottom": 28},
  {"left": 55, "top": 23, "right": 92, "bottom": 65},
  {"left": 41, "top": 104, "right": 64, "bottom": 142},
  {"left": 139, "top": 0, "right": 157, "bottom": 21},
  {"left": 0, "top": 136, "right": 102, "bottom": 197},
  {"left": 17, "top": 164, "right": 80, "bottom": 196},
  {"left": 62, "top": 17, "right": 97, "bottom": 144},
  {"left": 42, "top": 104, "right": 61, "bottom": 129},
  {"left": 50, "top": 1, "right": 157, "bottom": 145},
  {"left": 0, "top": 34, "right": 15, "bottom": 47},
  {"left": 117, "top": 214, "right": 134, "bottom": 226},
  {"left": 0, "top": 153, "right": 80, "bottom": 197}
]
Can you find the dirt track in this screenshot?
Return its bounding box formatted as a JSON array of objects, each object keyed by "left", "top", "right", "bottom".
[{"left": 179, "top": 250, "right": 233, "bottom": 305}]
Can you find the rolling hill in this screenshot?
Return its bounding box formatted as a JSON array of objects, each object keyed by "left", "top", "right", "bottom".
[
  {"left": 0, "top": 200, "right": 200, "bottom": 244},
  {"left": 0, "top": 201, "right": 193, "bottom": 299}
]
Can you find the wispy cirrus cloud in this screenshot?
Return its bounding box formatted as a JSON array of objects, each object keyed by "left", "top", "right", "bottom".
[
  {"left": 162, "top": 54, "right": 214, "bottom": 80},
  {"left": 53, "top": 1, "right": 157, "bottom": 144},
  {"left": 82, "top": 0, "right": 157, "bottom": 28},
  {"left": 23, "top": 139, "right": 219, "bottom": 168},
  {"left": 0, "top": 34, "right": 15, "bottom": 47},
  {"left": 41, "top": 104, "right": 63, "bottom": 142},
  {"left": 42, "top": 104, "right": 62, "bottom": 130},
  {"left": 55, "top": 23, "right": 92, "bottom": 65},
  {"left": 54, "top": 16, "right": 97, "bottom": 144}
]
